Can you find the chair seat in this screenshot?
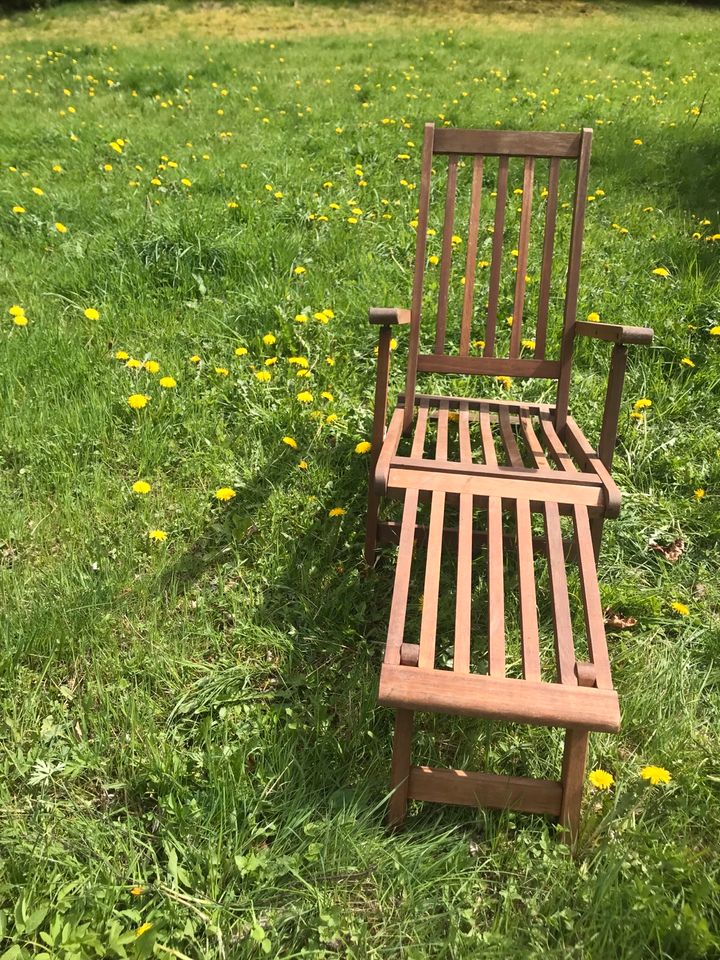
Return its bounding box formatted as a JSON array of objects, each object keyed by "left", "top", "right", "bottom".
[
  {"left": 374, "top": 394, "right": 621, "bottom": 517},
  {"left": 376, "top": 394, "right": 619, "bottom": 734}
]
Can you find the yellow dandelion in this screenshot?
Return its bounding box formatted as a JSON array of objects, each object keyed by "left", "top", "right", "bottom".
[
  {"left": 214, "top": 367, "right": 229, "bottom": 376},
  {"left": 288, "top": 356, "right": 308, "bottom": 367},
  {"left": 148, "top": 530, "right": 167, "bottom": 542},
  {"left": 355, "top": 441, "right": 372, "bottom": 454},
  {"left": 126, "top": 358, "right": 142, "bottom": 369},
  {"left": 262, "top": 333, "right": 276, "bottom": 346},
  {"left": 32, "top": 186, "right": 44, "bottom": 196},
  {"left": 652, "top": 267, "right": 670, "bottom": 278},
  {"left": 143, "top": 360, "right": 160, "bottom": 374},
  {"left": 634, "top": 398, "right": 652, "bottom": 410},
  {"left": 13, "top": 314, "right": 28, "bottom": 326},
  {"left": 255, "top": 370, "right": 271, "bottom": 382},
  {"left": 215, "top": 487, "right": 236, "bottom": 502},
  {"left": 234, "top": 346, "right": 248, "bottom": 357},
  {"left": 159, "top": 376, "right": 176, "bottom": 388},
  {"left": 681, "top": 357, "right": 695, "bottom": 368},
  {"left": 694, "top": 488, "right": 705, "bottom": 500},
  {"left": 328, "top": 507, "right": 346, "bottom": 517},
  {"left": 115, "top": 350, "right": 129, "bottom": 361},
  {"left": 181, "top": 178, "right": 192, "bottom": 187},
  {"left": 640, "top": 765, "right": 672, "bottom": 786},
  {"left": 709, "top": 326, "right": 720, "bottom": 336},
  {"left": 428, "top": 255, "right": 439, "bottom": 265},
  {"left": 293, "top": 265, "right": 306, "bottom": 275},
  {"left": 9, "top": 305, "right": 25, "bottom": 317},
  {"left": 132, "top": 480, "right": 152, "bottom": 495},
  {"left": 136, "top": 922, "right": 153, "bottom": 937},
  {"left": 54, "top": 222, "right": 68, "bottom": 233},
  {"left": 633, "top": 138, "right": 643, "bottom": 145},
  {"left": 587, "top": 311, "right": 600, "bottom": 322},
  {"left": 321, "top": 391, "right": 334, "bottom": 402},
  {"left": 130, "top": 886, "right": 144, "bottom": 896},
  {"left": 588, "top": 769, "right": 615, "bottom": 790},
  {"left": 670, "top": 601, "right": 689, "bottom": 617},
  {"left": 297, "top": 391, "right": 313, "bottom": 403},
  {"left": 282, "top": 437, "right": 298, "bottom": 450},
  {"left": 495, "top": 375, "right": 513, "bottom": 390},
  {"left": 189, "top": 355, "right": 201, "bottom": 364},
  {"left": 12, "top": 205, "right": 26, "bottom": 214},
  {"left": 127, "top": 394, "right": 149, "bottom": 410},
  {"left": 294, "top": 313, "right": 308, "bottom": 324}
]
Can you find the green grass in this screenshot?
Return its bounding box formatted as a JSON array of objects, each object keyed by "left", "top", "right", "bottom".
[{"left": 1, "top": 1, "right": 720, "bottom": 956}]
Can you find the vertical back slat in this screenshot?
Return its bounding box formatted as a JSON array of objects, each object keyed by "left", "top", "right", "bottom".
[
  {"left": 384, "top": 400, "right": 430, "bottom": 665},
  {"left": 434, "top": 157, "right": 459, "bottom": 354},
  {"left": 459, "top": 155, "right": 484, "bottom": 356},
  {"left": 403, "top": 123, "right": 435, "bottom": 433},
  {"left": 535, "top": 157, "right": 561, "bottom": 359},
  {"left": 418, "top": 401, "right": 449, "bottom": 670},
  {"left": 454, "top": 401, "right": 473, "bottom": 674},
  {"left": 484, "top": 155, "right": 509, "bottom": 358},
  {"left": 479, "top": 402, "right": 504, "bottom": 675},
  {"left": 509, "top": 157, "right": 535, "bottom": 358},
  {"left": 555, "top": 128, "right": 593, "bottom": 432}
]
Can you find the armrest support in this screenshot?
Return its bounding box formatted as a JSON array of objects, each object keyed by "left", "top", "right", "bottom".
[
  {"left": 575, "top": 321, "right": 654, "bottom": 346},
  {"left": 369, "top": 306, "right": 412, "bottom": 326}
]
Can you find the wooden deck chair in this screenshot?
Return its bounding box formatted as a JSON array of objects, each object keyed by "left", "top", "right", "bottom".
[{"left": 365, "top": 125, "right": 653, "bottom": 842}]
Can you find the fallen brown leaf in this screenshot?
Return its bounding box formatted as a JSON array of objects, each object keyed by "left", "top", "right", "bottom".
[
  {"left": 604, "top": 609, "right": 638, "bottom": 630},
  {"left": 649, "top": 537, "right": 685, "bottom": 563}
]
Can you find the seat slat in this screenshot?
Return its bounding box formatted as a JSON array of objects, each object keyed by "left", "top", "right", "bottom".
[
  {"left": 535, "top": 157, "right": 561, "bottom": 359},
  {"left": 543, "top": 502, "right": 577, "bottom": 685},
  {"left": 479, "top": 401, "right": 498, "bottom": 467},
  {"left": 418, "top": 401, "right": 449, "bottom": 669},
  {"left": 434, "top": 157, "right": 459, "bottom": 355},
  {"left": 538, "top": 408, "right": 578, "bottom": 472},
  {"left": 510, "top": 156, "right": 535, "bottom": 358},
  {"left": 485, "top": 155, "right": 509, "bottom": 358},
  {"left": 498, "top": 404, "right": 524, "bottom": 468},
  {"left": 518, "top": 405, "right": 550, "bottom": 469},
  {"left": 384, "top": 401, "right": 430, "bottom": 666},
  {"left": 573, "top": 505, "right": 613, "bottom": 689},
  {"left": 460, "top": 155, "right": 484, "bottom": 357},
  {"left": 454, "top": 401, "right": 473, "bottom": 674}
]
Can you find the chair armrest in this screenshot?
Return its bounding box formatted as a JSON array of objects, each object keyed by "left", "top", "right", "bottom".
[
  {"left": 575, "top": 321, "right": 653, "bottom": 346},
  {"left": 369, "top": 307, "right": 412, "bottom": 326}
]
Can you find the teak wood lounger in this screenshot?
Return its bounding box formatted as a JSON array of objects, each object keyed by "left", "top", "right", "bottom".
[{"left": 365, "top": 125, "right": 653, "bottom": 841}]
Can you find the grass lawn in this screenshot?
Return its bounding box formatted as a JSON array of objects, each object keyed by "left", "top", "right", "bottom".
[{"left": 1, "top": 0, "right": 719, "bottom": 956}]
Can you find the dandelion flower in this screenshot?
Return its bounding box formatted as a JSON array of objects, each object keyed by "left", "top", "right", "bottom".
[
  {"left": 681, "top": 357, "right": 695, "bottom": 368},
  {"left": 128, "top": 394, "right": 149, "bottom": 410},
  {"left": 321, "top": 391, "right": 334, "bottom": 402},
  {"left": 588, "top": 769, "right": 615, "bottom": 790},
  {"left": 9, "top": 305, "right": 25, "bottom": 317},
  {"left": 298, "top": 460, "right": 308, "bottom": 470},
  {"left": 130, "top": 886, "right": 144, "bottom": 896},
  {"left": 181, "top": 178, "right": 192, "bottom": 187},
  {"left": 587, "top": 311, "right": 600, "bottom": 322},
  {"left": 694, "top": 488, "right": 705, "bottom": 500},
  {"left": 32, "top": 186, "right": 44, "bottom": 196},
  {"left": 355, "top": 441, "right": 372, "bottom": 454},
  {"left": 148, "top": 530, "right": 167, "bottom": 542},
  {"left": 670, "top": 601, "right": 689, "bottom": 617},
  {"left": 115, "top": 350, "right": 129, "bottom": 361},
  {"left": 262, "top": 333, "right": 276, "bottom": 346},
  {"left": 652, "top": 267, "right": 670, "bottom": 278},
  {"left": 633, "top": 138, "right": 643, "bottom": 145},
  {"left": 136, "top": 922, "right": 153, "bottom": 937},
  {"left": 428, "top": 255, "right": 439, "bottom": 265},
  {"left": 126, "top": 358, "right": 142, "bottom": 369},
  {"left": 215, "top": 487, "right": 236, "bottom": 502},
  {"left": 159, "top": 376, "right": 176, "bottom": 388},
  {"left": 293, "top": 265, "right": 306, "bottom": 275},
  {"left": 13, "top": 315, "right": 28, "bottom": 326},
  {"left": 329, "top": 507, "right": 346, "bottom": 517},
  {"left": 255, "top": 370, "right": 271, "bottom": 382},
  {"left": 234, "top": 346, "right": 248, "bottom": 357},
  {"left": 633, "top": 398, "right": 652, "bottom": 410},
  {"left": 132, "top": 480, "right": 152, "bottom": 495},
  {"left": 214, "top": 367, "right": 229, "bottom": 376},
  {"left": 84, "top": 307, "right": 100, "bottom": 321},
  {"left": 189, "top": 355, "right": 201, "bottom": 364},
  {"left": 640, "top": 765, "right": 672, "bottom": 786},
  {"left": 294, "top": 313, "right": 308, "bottom": 323},
  {"left": 709, "top": 326, "right": 720, "bottom": 336},
  {"left": 297, "top": 390, "right": 313, "bottom": 403},
  {"left": 143, "top": 360, "right": 160, "bottom": 374},
  {"left": 283, "top": 436, "right": 298, "bottom": 449},
  {"left": 54, "top": 222, "right": 68, "bottom": 233},
  {"left": 12, "top": 205, "right": 26, "bottom": 214}
]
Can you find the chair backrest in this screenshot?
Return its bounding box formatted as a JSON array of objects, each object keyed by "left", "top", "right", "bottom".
[{"left": 403, "top": 124, "right": 592, "bottom": 433}]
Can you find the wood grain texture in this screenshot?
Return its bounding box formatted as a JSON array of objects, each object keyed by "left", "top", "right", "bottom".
[{"left": 408, "top": 766, "right": 563, "bottom": 815}]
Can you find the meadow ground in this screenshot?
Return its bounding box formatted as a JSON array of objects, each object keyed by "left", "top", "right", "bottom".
[{"left": 1, "top": 0, "right": 720, "bottom": 956}]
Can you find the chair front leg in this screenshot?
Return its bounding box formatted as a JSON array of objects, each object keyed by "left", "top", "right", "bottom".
[
  {"left": 365, "top": 325, "right": 393, "bottom": 566},
  {"left": 591, "top": 344, "right": 627, "bottom": 557}
]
